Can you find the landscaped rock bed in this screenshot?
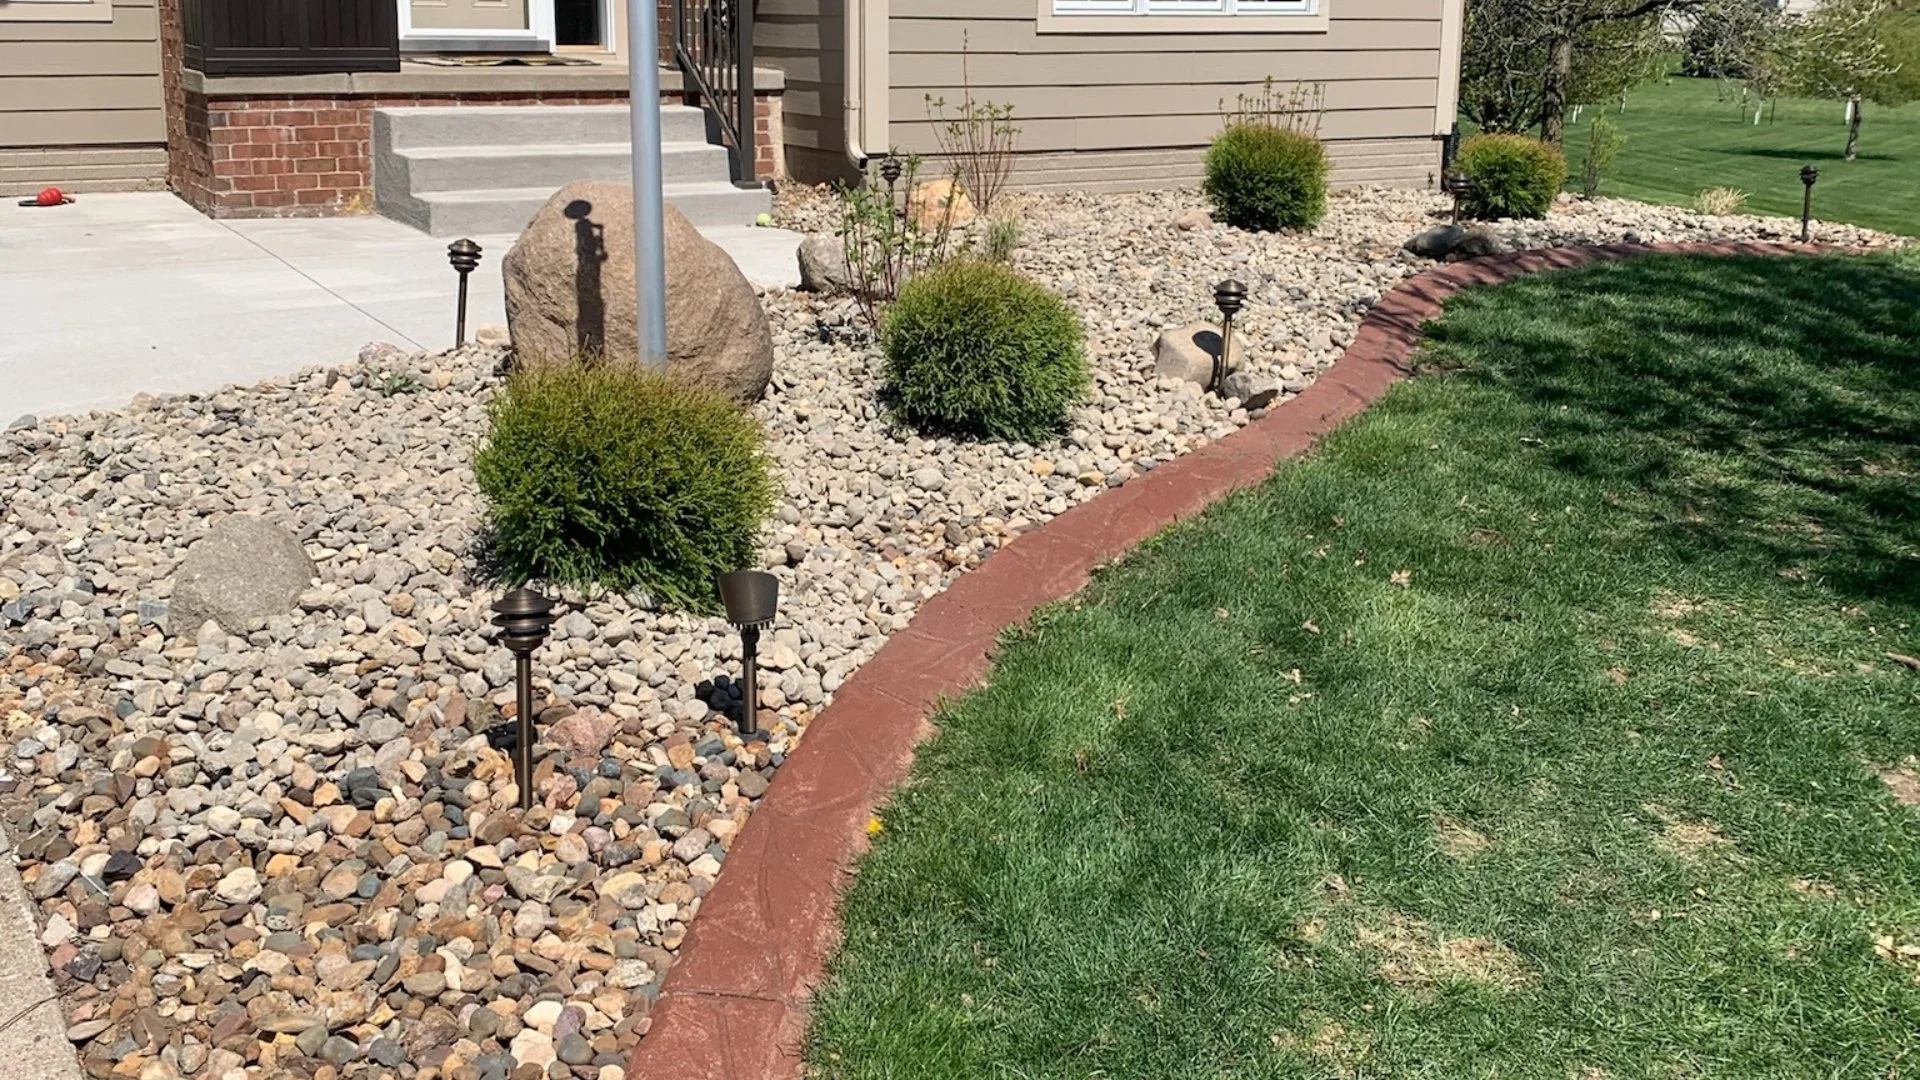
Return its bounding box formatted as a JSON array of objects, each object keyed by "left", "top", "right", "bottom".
[{"left": 0, "top": 185, "right": 1902, "bottom": 1080}]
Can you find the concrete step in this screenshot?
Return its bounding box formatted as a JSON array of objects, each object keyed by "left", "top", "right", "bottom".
[
  {"left": 393, "top": 141, "right": 733, "bottom": 193},
  {"left": 389, "top": 180, "right": 773, "bottom": 237},
  {"left": 375, "top": 104, "right": 712, "bottom": 150}
]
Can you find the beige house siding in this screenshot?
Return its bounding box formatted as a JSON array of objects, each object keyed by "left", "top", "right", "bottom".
[
  {"left": 886, "top": 0, "right": 1450, "bottom": 190},
  {"left": 755, "top": 0, "right": 847, "bottom": 182},
  {"left": 0, "top": 0, "right": 166, "bottom": 193}
]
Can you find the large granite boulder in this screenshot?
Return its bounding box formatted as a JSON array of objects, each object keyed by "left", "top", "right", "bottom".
[
  {"left": 170, "top": 516, "right": 315, "bottom": 636},
  {"left": 501, "top": 181, "right": 774, "bottom": 404}
]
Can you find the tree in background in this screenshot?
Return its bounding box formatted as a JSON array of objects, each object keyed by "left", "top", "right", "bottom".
[
  {"left": 1462, "top": 0, "right": 1778, "bottom": 143},
  {"left": 1776, "top": 0, "right": 1920, "bottom": 159}
]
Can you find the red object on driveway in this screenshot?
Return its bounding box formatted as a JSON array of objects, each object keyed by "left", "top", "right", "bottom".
[{"left": 18, "top": 187, "right": 74, "bottom": 208}]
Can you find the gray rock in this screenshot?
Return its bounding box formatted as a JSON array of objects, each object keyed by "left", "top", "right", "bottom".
[
  {"left": 169, "top": 516, "right": 316, "bottom": 636},
  {"left": 1174, "top": 208, "right": 1213, "bottom": 231},
  {"left": 796, "top": 235, "right": 852, "bottom": 294},
  {"left": 1221, "top": 371, "right": 1282, "bottom": 411},
  {"left": 1403, "top": 223, "right": 1467, "bottom": 259},
  {"left": 5, "top": 415, "right": 35, "bottom": 432},
  {"left": 1448, "top": 225, "right": 1512, "bottom": 261},
  {"left": 1154, "top": 322, "right": 1244, "bottom": 387}
]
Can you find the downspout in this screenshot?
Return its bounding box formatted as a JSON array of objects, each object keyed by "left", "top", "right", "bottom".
[{"left": 843, "top": 0, "right": 888, "bottom": 169}]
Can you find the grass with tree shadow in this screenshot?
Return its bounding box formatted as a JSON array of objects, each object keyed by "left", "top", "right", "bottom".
[
  {"left": 1561, "top": 71, "right": 1920, "bottom": 236},
  {"left": 805, "top": 252, "right": 1920, "bottom": 1080}
]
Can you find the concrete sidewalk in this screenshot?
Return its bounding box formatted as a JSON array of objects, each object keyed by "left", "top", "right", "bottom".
[{"left": 0, "top": 193, "right": 802, "bottom": 421}]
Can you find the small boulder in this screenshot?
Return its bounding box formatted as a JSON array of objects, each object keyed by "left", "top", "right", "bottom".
[
  {"left": 1448, "top": 226, "right": 1512, "bottom": 261},
  {"left": 1221, "top": 371, "right": 1282, "bottom": 410},
  {"left": 474, "top": 324, "right": 511, "bottom": 347},
  {"left": 907, "top": 178, "right": 975, "bottom": 231},
  {"left": 170, "top": 516, "right": 316, "bottom": 636},
  {"left": 502, "top": 181, "right": 775, "bottom": 404},
  {"left": 797, "top": 235, "right": 852, "bottom": 294},
  {"left": 1174, "top": 208, "right": 1214, "bottom": 232},
  {"left": 1153, "top": 322, "right": 1245, "bottom": 387},
  {"left": 1403, "top": 224, "right": 1466, "bottom": 260}
]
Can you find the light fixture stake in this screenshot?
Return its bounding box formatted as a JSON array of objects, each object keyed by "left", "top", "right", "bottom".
[
  {"left": 1799, "top": 164, "right": 1820, "bottom": 243},
  {"left": 448, "top": 239, "right": 483, "bottom": 348},
  {"left": 718, "top": 571, "right": 780, "bottom": 740},
  {"left": 491, "top": 587, "right": 555, "bottom": 810},
  {"left": 1212, "top": 279, "right": 1247, "bottom": 396}
]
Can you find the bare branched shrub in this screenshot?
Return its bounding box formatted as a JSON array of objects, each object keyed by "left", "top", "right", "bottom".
[
  {"left": 838, "top": 153, "right": 958, "bottom": 331},
  {"left": 925, "top": 32, "right": 1021, "bottom": 216},
  {"left": 1220, "top": 77, "right": 1327, "bottom": 137}
]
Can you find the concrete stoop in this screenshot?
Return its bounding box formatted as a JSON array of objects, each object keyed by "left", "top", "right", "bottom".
[{"left": 373, "top": 105, "right": 771, "bottom": 237}]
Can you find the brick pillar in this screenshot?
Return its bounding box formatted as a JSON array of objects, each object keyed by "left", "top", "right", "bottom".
[{"left": 657, "top": 0, "right": 674, "bottom": 65}]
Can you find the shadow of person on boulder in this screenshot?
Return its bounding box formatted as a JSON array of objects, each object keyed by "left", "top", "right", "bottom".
[{"left": 565, "top": 199, "right": 608, "bottom": 357}]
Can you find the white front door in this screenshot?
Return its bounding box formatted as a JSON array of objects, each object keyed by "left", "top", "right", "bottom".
[{"left": 399, "top": 0, "right": 556, "bottom": 51}]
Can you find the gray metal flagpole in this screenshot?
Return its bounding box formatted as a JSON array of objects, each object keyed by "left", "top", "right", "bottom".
[{"left": 627, "top": 0, "right": 670, "bottom": 368}]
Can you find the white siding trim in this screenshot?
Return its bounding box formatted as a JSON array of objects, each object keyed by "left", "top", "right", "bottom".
[
  {"left": 0, "top": 0, "right": 113, "bottom": 23},
  {"left": 1038, "top": 0, "right": 1327, "bottom": 33}
]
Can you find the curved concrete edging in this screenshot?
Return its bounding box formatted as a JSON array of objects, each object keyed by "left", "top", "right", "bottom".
[{"left": 627, "top": 239, "right": 1830, "bottom": 1080}]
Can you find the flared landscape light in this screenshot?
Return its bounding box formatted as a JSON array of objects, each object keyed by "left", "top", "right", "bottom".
[
  {"left": 1213, "top": 279, "right": 1247, "bottom": 396},
  {"left": 1800, "top": 165, "right": 1820, "bottom": 243},
  {"left": 491, "top": 587, "right": 555, "bottom": 810},
  {"left": 719, "top": 570, "right": 780, "bottom": 740},
  {"left": 880, "top": 156, "right": 904, "bottom": 210},
  {"left": 1445, "top": 171, "right": 1473, "bottom": 224},
  {"left": 448, "top": 239, "right": 483, "bottom": 348}
]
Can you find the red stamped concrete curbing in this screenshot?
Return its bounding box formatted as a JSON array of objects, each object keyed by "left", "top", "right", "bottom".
[{"left": 626, "top": 239, "right": 1831, "bottom": 1080}]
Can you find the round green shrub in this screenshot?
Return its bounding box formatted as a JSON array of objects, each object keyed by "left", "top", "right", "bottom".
[
  {"left": 881, "top": 259, "right": 1088, "bottom": 442},
  {"left": 1455, "top": 133, "right": 1568, "bottom": 220},
  {"left": 473, "top": 363, "right": 777, "bottom": 608},
  {"left": 1202, "top": 122, "right": 1330, "bottom": 232}
]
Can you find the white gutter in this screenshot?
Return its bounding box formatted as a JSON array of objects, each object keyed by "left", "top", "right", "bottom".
[{"left": 843, "top": 0, "right": 889, "bottom": 168}]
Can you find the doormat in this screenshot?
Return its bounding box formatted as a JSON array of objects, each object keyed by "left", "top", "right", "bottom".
[{"left": 409, "top": 54, "right": 599, "bottom": 67}]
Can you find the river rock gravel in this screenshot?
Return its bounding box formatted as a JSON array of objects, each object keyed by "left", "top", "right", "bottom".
[{"left": 1, "top": 184, "right": 1903, "bottom": 1080}]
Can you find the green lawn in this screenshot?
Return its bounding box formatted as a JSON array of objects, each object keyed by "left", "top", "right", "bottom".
[
  {"left": 1561, "top": 72, "right": 1920, "bottom": 236},
  {"left": 805, "top": 253, "right": 1920, "bottom": 1080}
]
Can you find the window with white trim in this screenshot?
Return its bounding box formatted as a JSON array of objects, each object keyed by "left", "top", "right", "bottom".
[{"left": 1053, "top": 0, "right": 1316, "bottom": 15}]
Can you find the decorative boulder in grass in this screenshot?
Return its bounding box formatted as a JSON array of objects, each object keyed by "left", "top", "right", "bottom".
[
  {"left": 170, "top": 515, "right": 316, "bottom": 636},
  {"left": 501, "top": 181, "right": 774, "bottom": 404}
]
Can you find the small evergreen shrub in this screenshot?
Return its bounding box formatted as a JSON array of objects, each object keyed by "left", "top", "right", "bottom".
[
  {"left": 474, "top": 363, "right": 776, "bottom": 608},
  {"left": 881, "top": 260, "right": 1088, "bottom": 441},
  {"left": 1456, "top": 133, "right": 1568, "bottom": 220},
  {"left": 1203, "top": 122, "right": 1330, "bottom": 232}
]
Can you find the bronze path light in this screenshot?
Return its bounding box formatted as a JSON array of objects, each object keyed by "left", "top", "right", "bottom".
[
  {"left": 491, "top": 587, "right": 554, "bottom": 810},
  {"left": 1799, "top": 165, "right": 1820, "bottom": 243},
  {"left": 880, "top": 156, "right": 904, "bottom": 210},
  {"left": 719, "top": 571, "right": 780, "bottom": 740},
  {"left": 1445, "top": 171, "right": 1473, "bottom": 224},
  {"left": 1212, "top": 279, "right": 1247, "bottom": 396},
  {"left": 448, "top": 239, "right": 483, "bottom": 347}
]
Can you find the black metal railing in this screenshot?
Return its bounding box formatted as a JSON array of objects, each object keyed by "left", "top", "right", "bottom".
[
  {"left": 182, "top": 0, "right": 399, "bottom": 76},
  {"left": 672, "top": 0, "right": 757, "bottom": 182}
]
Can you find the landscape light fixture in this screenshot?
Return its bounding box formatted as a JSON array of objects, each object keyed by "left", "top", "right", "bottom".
[
  {"left": 718, "top": 570, "right": 780, "bottom": 740},
  {"left": 491, "top": 587, "right": 555, "bottom": 810},
  {"left": 1799, "top": 165, "right": 1820, "bottom": 243},
  {"left": 1212, "top": 279, "right": 1247, "bottom": 396},
  {"left": 1445, "top": 171, "right": 1473, "bottom": 224},
  {"left": 880, "top": 156, "right": 904, "bottom": 209},
  {"left": 448, "top": 239, "right": 483, "bottom": 347}
]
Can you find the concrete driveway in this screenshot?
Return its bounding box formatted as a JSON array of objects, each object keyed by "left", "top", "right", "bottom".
[{"left": 0, "top": 193, "right": 800, "bottom": 421}]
